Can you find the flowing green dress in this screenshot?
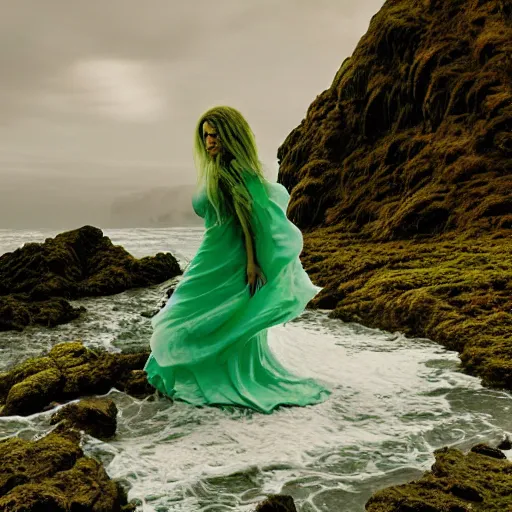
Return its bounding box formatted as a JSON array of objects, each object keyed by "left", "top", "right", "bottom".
[{"left": 143, "top": 171, "right": 331, "bottom": 413}]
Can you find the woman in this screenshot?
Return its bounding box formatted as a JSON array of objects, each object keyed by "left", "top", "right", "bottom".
[{"left": 143, "top": 106, "right": 331, "bottom": 414}]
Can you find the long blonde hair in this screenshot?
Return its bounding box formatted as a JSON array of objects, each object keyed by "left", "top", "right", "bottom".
[{"left": 193, "top": 106, "right": 267, "bottom": 229}]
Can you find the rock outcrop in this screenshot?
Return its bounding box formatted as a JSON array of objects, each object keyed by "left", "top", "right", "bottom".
[
  {"left": 0, "top": 341, "right": 155, "bottom": 417},
  {"left": 277, "top": 0, "right": 512, "bottom": 390},
  {"left": 278, "top": 0, "right": 511, "bottom": 238},
  {"left": 0, "top": 225, "right": 182, "bottom": 331},
  {"left": 366, "top": 444, "right": 512, "bottom": 511},
  {"left": 0, "top": 426, "right": 136, "bottom": 511},
  {"left": 49, "top": 397, "right": 118, "bottom": 440},
  {"left": 255, "top": 494, "right": 297, "bottom": 511}
]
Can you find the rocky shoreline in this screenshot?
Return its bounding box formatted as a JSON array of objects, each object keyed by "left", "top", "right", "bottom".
[
  {"left": 277, "top": 0, "right": 511, "bottom": 393},
  {"left": 0, "top": 341, "right": 150, "bottom": 511},
  {"left": 302, "top": 230, "right": 512, "bottom": 391},
  {"left": 274, "top": 0, "right": 512, "bottom": 508},
  {"left": 2, "top": 0, "right": 511, "bottom": 507},
  {"left": 1, "top": 236, "right": 511, "bottom": 510},
  {"left": 365, "top": 443, "right": 512, "bottom": 511},
  {"left": 1, "top": 338, "right": 511, "bottom": 511},
  {"left": 0, "top": 342, "right": 307, "bottom": 511},
  {"left": 0, "top": 425, "right": 136, "bottom": 512},
  {"left": 0, "top": 341, "right": 152, "bottom": 417},
  {"left": 0, "top": 225, "right": 181, "bottom": 332}
]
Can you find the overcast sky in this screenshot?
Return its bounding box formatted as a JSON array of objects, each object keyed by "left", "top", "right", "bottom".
[{"left": 0, "top": 0, "right": 385, "bottom": 229}]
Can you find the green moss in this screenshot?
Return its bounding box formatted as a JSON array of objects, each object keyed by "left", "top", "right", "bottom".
[
  {"left": 0, "top": 429, "right": 133, "bottom": 511},
  {"left": 49, "top": 398, "right": 118, "bottom": 439},
  {"left": 4, "top": 368, "right": 64, "bottom": 416},
  {"left": 0, "top": 430, "right": 82, "bottom": 486},
  {"left": 1, "top": 342, "right": 151, "bottom": 417},
  {"left": 0, "top": 483, "right": 68, "bottom": 511},
  {"left": 366, "top": 445, "right": 512, "bottom": 511},
  {"left": 304, "top": 230, "right": 512, "bottom": 390},
  {"left": 0, "top": 356, "right": 57, "bottom": 403},
  {"left": 48, "top": 341, "right": 91, "bottom": 370}
]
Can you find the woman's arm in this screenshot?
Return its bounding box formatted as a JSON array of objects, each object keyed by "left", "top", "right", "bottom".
[
  {"left": 234, "top": 201, "right": 256, "bottom": 265},
  {"left": 234, "top": 201, "right": 266, "bottom": 296}
]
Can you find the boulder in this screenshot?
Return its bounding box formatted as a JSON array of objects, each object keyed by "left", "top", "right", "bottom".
[
  {"left": 0, "top": 341, "right": 155, "bottom": 416},
  {"left": 0, "top": 225, "right": 182, "bottom": 331},
  {"left": 50, "top": 397, "right": 118, "bottom": 439},
  {"left": 366, "top": 444, "right": 512, "bottom": 511},
  {"left": 255, "top": 494, "right": 297, "bottom": 511},
  {"left": 0, "top": 427, "right": 136, "bottom": 511},
  {"left": 497, "top": 435, "right": 511, "bottom": 451}
]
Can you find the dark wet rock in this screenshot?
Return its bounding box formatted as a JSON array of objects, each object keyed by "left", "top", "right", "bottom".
[
  {"left": 277, "top": 0, "right": 512, "bottom": 392},
  {"left": 0, "top": 295, "right": 85, "bottom": 332},
  {"left": 497, "top": 435, "right": 511, "bottom": 450},
  {"left": 255, "top": 494, "right": 297, "bottom": 511},
  {"left": 470, "top": 442, "right": 506, "bottom": 459},
  {"left": 118, "top": 369, "right": 155, "bottom": 397},
  {"left": 50, "top": 397, "right": 118, "bottom": 439},
  {"left": 0, "top": 341, "right": 153, "bottom": 417},
  {"left": 161, "top": 286, "right": 175, "bottom": 308},
  {"left": 278, "top": 0, "right": 511, "bottom": 238},
  {"left": 140, "top": 285, "right": 176, "bottom": 318},
  {"left": 366, "top": 445, "right": 512, "bottom": 511},
  {"left": 140, "top": 309, "right": 159, "bottom": 318},
  {"left": 0, "top": 225, "right": 182, "bottom": 331},
  {"left": 0, "top": 426, "right": 136, "bottom": 511}
]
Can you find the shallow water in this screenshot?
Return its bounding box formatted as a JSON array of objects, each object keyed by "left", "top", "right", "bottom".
[{"left": 1, "top": 228, "right": 511, "bottom": 512}]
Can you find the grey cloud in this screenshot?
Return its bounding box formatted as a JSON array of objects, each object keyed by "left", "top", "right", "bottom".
[{"left": 0, "top": 0, "right": 385, "bottom": 229}]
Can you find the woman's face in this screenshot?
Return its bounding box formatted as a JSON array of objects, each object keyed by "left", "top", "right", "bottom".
[{"left": 202, "top": 121, "right": 221, "bottom": 158}]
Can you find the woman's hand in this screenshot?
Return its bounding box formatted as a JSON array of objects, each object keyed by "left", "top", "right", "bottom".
[{"left": 247, "top": 261, "right": 267, "bottom": 297}]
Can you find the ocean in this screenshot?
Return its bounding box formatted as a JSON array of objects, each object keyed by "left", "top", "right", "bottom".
[{"left": 1, "top": 227, "right": 511, "bottom": 512}]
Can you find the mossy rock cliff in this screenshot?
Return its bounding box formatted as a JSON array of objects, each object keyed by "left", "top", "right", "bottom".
[
  {"left": 278, "top": 0, "right": 511, "bottom": 238},
  {"left": 278, "top": 0, "right": 512, "bottom": 391}
]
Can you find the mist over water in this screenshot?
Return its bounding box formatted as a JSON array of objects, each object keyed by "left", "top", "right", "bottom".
[{"left": 1, "top": 228, "right": 511, "bottom": 512}]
